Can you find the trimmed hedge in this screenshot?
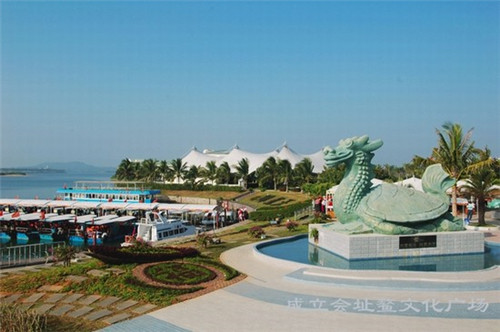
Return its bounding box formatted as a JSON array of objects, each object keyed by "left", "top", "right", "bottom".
[
  {"left": 148, "top": 182, "right": 244, "bottom": 192},
  {"left": 87, "top": 245, "right": 200, "bottom": 265},
  {"left": 249, "top": 200, "right": 311, "bottom": 221}
]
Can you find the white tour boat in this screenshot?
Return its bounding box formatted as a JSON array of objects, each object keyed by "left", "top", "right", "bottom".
[{"left": 121, "top": 210, "right": 197, "bottom": 246}]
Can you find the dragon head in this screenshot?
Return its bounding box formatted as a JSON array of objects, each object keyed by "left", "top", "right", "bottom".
[{"left": 324, "top": 135, "right": 383, "bottom": 167}]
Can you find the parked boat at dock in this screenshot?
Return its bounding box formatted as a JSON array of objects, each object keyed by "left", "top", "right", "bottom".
[{"left": 122, "top": 211, "right": 198, "bottom": 246}]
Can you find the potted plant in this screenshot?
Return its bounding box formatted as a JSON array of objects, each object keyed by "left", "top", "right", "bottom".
[{"left": 310, "top": 228, "right": 319, "bottom": 243}]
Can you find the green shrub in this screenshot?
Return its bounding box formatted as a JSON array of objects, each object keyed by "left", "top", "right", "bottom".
[
  {"left": 0, "top": 303, "right": 47, "bottom": 332},
  {"left": 196, "top": 233, "right": 213, "bottom": 248},
  {"left": 53, "top": 245, "right": 77, "bottom": 267},
  {"left": 148, "top": 182, "right": 243, "bottom": 192},
  {"left": 310, "top": 228, "right": 319, "bottom": 241},
  {"left": 87, "top": 245, "right": 199, "bottom": 264},
  {"left": 249, "top": 200, "right": 311, "bottom": 221},
  {"left": 285, "top": 220, "right": 299, "bottom": 231}
]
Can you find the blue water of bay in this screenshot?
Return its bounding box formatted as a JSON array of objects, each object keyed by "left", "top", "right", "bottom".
[{"left": 0, "top": 171, "right": 112, "bottom": 200}]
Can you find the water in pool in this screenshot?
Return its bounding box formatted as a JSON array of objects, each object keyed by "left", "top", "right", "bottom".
[{"left": 258, "top": 235, "right": 500, "bottom": 272}]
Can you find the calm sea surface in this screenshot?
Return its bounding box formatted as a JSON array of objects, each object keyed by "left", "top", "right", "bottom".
[{"left": 0, "top": 171, "right": 113, "bottom": 200}]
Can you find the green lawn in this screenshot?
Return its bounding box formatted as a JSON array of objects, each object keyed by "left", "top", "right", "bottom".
[{"left": 238, "top": 190, "right": 310, "bottom": 209}]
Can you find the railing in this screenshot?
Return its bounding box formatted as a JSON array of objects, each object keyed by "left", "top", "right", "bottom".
[
  {"left": 294, "top": 205, "right": 314, "bottom": 221},
  {"left": 0, "top": 241, "right": 66, "bottom": 269}
]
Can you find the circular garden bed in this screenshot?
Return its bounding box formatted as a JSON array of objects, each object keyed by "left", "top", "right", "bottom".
[{"left": 144, "top": 262, "right": 216, "bottom": 285}]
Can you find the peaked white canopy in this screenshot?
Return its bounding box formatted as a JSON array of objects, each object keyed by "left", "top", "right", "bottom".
[{"left": 181, "top": 144, "right": 327, "bottom": 174}]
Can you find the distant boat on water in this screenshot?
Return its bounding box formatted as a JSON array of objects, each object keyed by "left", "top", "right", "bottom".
[{"left": 56, "top": 181, "right": 160, "bottom": 204}]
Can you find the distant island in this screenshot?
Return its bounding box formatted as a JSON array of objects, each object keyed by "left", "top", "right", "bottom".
[
  {"left": 1, "top": 161, "right": 115, "bottom": 175},
  {"left": 0, "top": 168, "right": 64, "bottom": 175},
  {"left": 0, "top": 171, "right": 28, "bottom": 176}
]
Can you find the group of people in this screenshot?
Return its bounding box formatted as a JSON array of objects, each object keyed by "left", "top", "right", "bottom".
[
  {"left": 313, "top": 196, "right": 333, "bottom": 213},
  {"left": 237, "top": 208, "right": 249, "bottom": 222}
]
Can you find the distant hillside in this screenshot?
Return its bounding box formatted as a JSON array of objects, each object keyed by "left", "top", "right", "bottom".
[{"left": 30, "top": 161, "right": 115, "bottom": 174}]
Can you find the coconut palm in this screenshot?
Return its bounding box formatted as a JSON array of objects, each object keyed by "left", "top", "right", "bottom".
[
  {"left": 294, "top": 158, "right": 316, "bottom": 186},
  {"left": 158, "top": 160, "right": 173, "bottom": 183},
  {"left": 432, "top": 122, "right": 477, "bottom": 216},
  {"left": 217, "top": 161, "right": 231, "bottom": 185},
  {"left": 170, "top": 158, "right": 188, "bottom": 184},
  {"left": 202, "top": 161, "right": 218, "bottom": 185},
  {"left": 114, "top": 159, "right": 136, "bottom": 181},
  {"left": 234, "top": 158, "right": 250, "bottom": 189},
  {"left": 278, "top": 159, "right": 293, "bottom": 192},
  {"left": 184, "top": 165, "right": 202, "bottom": 189},
  {"left": 258, "top": 157, "right": 280, "bottom": 190},
  {"left": 462, "top": 148, "right": 500, "bottom": 226},
  {"left": 140, "top": 159, "right": 159, "bottom": 183},
  {"left": 403, "top": 155, "right": 434, "bottom": 178}
]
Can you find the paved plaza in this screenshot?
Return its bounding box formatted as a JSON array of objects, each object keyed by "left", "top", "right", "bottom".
[
  {"left": 1, "top": 218, "right": 499, "bottom": 331},
  {"left": 102, "top": 226, "right": 500, "bottom": 332}
]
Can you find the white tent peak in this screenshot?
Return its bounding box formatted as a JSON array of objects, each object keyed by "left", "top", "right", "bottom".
[{"left": 181, "top": 144, "right": 327, "bottom": 174}]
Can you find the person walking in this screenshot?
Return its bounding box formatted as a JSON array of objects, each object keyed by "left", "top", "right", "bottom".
[{"left": 466, "top": 201, "right": 475, "bottom": 223}]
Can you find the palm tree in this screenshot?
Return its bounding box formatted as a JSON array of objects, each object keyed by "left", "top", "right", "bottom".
[
  {"left": 432, "top": 122, "right": 477, "bottom": 216},
  {"left": 217, "top": 162, "right": 231, "bottom": 185},
  {"left": 114, "top": 159, "right": 136, "bottom": 181},
  {"left": 202, "top": 161, "right": 218, "bottom": 185},
  {"left": 294, "top": 158, "right": 316, "bottom": 186},
  {"left": 278, "top": 159, "right": 293, "bottom": 192},
  {"left": 234, "top": 158, "right": 250, "bottom": 189},
  {"left": 170, "top": 158, "right": 188, "bottom": 184},
  {"left": 403, "top": 155, "right": 434, "bottom": 178},
  {"left": 462, "top": 148, "right": 500, "bottom": 226},
  {"left": 258, "top": 157, "right": 280, "bottom": 190},
  {"left": 140, "top": 159, "right": 159, "bottom": 183},
  {"left": 184, "top": 165, "right": 201, "bottom": 189},
  {"left": 158, "top": 160, "right": 173, "bottom": 183}
]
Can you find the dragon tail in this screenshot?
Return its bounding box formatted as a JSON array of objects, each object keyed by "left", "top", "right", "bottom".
[{"left": 421, "top": 164, "right": 455, "bottom": 195}]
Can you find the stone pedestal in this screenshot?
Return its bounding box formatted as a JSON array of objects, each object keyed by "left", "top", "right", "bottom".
[{"left": 309, "top": 223, "right": 484, "bottom": 260}]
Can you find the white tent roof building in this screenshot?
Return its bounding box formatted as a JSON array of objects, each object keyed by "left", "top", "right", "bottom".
[{"left": 182, "top": 143, "right": 327, "bottom": 174}]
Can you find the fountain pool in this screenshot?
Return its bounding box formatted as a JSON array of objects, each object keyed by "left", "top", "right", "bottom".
[{"left": 257, "top": 235, "right": 500, "bottom": 272}]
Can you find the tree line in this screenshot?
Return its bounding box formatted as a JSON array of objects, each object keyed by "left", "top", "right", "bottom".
[{"left": 113, "top": 122, "right": 499, "bottom": 224}]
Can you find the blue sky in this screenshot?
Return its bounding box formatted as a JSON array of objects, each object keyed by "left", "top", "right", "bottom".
[{"left": 1, "top": 1, "right": 499, "bottom": 168}]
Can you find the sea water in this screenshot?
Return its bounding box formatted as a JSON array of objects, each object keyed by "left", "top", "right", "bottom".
[{"left": 0, "top": 171, "right": 112, "bottom": 200}]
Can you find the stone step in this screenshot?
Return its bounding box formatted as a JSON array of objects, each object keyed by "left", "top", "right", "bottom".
[
  {"left": 38, "top": 285, "right": 64, "bottom": 292},
  {"left": 22, "top": 293, "right": 45, "bottom": 303},
  {"left": 102, "top": 313, "right": 131, "bottom": 324},
  {"left": 131, "top": 303, "right": 157, "bottom": 314},
  {"left": 1, "top": 293, "right": 22, "bottom": 304},
  {"left": 67, "top": 306, "right": 94, "bottom": 318},
  {"left": 85, "top": 308, "right": 112, "bottom": 321},
  {"left": 45, "top": 293, "right": 67, "bottom": 303},
  {"left": 33, "top": 304, "right": 54, "bottom": 314},
  {"left": 114, "top": 299, "right": 139, "bottom": 311},
  {"left": 50, "top": 304, "right": 75, "bottom": 316},
  {"left": 96, "top": 296, "right": 120, "bottom": 307},
  {"left": 66, "top": 275, "right": 88, "bottom": 284},
  {"left": 61, "top": 293, "right": 84, "bottom": 304},
  {"left": 78, "top": 294, "right": 101, "bottom": 305}
]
